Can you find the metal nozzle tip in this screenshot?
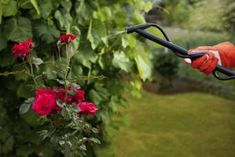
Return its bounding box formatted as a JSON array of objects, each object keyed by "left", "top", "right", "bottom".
[
  {"left": 125, "top": 24, "right": 152, "bottom": 34},
  {"left": 125, "top": 26, "right": 134, "bottom": 34}
]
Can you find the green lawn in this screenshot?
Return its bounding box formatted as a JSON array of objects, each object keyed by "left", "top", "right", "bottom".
[{"left": 98, "top": 91, "right": 235, "bottom": 157}]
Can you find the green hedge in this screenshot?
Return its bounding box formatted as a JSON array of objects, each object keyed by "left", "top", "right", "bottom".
[{"left": 0, "top": 0, "right": 154, "bottom": 156}]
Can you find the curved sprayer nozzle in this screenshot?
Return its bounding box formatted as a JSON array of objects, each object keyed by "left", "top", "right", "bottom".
[{"left": 125, "top": 23, "right": 153, "bottom": 33}]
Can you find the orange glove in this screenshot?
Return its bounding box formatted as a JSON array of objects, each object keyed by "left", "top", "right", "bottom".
[{"left": 185, "top": 42, "right": 235, "bottom": 75}]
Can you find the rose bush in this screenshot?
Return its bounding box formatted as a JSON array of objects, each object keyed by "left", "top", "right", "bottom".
[
  {"left": 0, "top": 0, "right": 154, "bottom": 156},
  {"left": 32, "top": 86, "right": 98, "bottom": 116},
  {"left": 8, "top": 34, "right": 100, "bottom": 156}
]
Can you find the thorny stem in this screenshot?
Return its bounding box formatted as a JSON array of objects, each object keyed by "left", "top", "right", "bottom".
[
  {"left": 64, "top": 43, "right": 74, "bottom": 104},
  {"left": 65, "top": 43, "right": 73, "bottom": 79},
  {"left": 26, "top": 55, "right": 39, "bottom": 88},
  {"left": 57, "top": 42, "right": 62, "bottom": 61},
  {"left": 64, "top": 80, "right": 69, "bottom": 105},
  {"left": 85, "top": 65, "right": 92, "bottom": 87}
]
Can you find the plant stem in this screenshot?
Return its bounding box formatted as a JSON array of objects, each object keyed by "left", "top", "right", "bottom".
[
  {"left": 64, "top": 80, "right": 69, "bottom": 104},
  {"left": 26, "top": 55, "right": 39, "bottom": 87},
  {"left": 65, "top": 44, "right": 72, "bottom": 79}
]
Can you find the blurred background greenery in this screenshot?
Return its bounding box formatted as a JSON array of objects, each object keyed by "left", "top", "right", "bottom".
[
  {"left": 98, "top": 0, "right": 235, "bottom": 156},
  {"left": 147, "top": 0, "right": 235, "bottom": 99}
]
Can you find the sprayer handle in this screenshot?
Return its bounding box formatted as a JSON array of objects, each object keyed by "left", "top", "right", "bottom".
[
  {"left": 127, "top": 23, "right": 235, "bottom": 80},
  {"left": 188, "top": 53, "right": 206, "bottom": 60}
]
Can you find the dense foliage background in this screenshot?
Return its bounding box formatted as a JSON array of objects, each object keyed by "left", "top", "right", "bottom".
[
  {"left": 224, "top": 0, "right": 235, "bottom": 33},
  {"left": 162, "top": 0, "right": 234, "bottom": 32},
  {"left": 0, "top": 0, "right": 154, "bottom": 156}
]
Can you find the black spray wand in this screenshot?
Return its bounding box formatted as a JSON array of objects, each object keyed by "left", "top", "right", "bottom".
[{"left": 126, "top": 23, "right": 235, "bottom": 80}]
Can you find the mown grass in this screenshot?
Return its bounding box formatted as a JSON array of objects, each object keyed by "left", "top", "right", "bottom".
[{"left": 97, "top": 91, "right": 235, "bottom": 157}]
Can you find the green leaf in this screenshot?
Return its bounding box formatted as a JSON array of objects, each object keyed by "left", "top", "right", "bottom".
[
  {"left": 129, "top": 80, "right": 142, "bottom": 98},
  {"left": 19, "top": 98, "right": 34, "bottom": 114},
  {"left": 4, "top": 17, "right": 32, "bottom": 42},
  {"left": 73, "top": 44, "right": 98, "bottom": 69},
  {"left": 0, "top": 126, "right": 10, "bottom": 141},
  {"left": 75, "top": 0, "right": 91, "bottom": 25},
  {"left": 56, "top": 100, "right": 66, "bottom": 108},
  {"left": 45, "top": 69, "right": 57, "bottom": 80},
  {"left": 54, "top": 10, "right": 72, "bottom": 30},
  {"left": 20, "top": 109, "right": 45, "bottom": 127},
  {"left": 79, "top": 144, "right": 87, "bottom": 151},
  {"left": 39, "top": 0, "right": 53, "bottom": 18},
  {"left": 71, "top": 64, "right": 83, "bottom": 76},
  {"left": 98, "top": 56, "right": 105, "bottom": 69},
  {"left": 89, "top": 89, "right": 104, "bottom": 105},
  {"left": 87, "top": 19, "right": 107, "bottom": 49},
  {"left": 135, "top": 54, "right": 152, "bottom": 81},
  {"left": 61, "top": 0, "right": 72, "bottom": 12},
  {"left": 126, "top": 35, "right": 137, "bottom": 48},
  {"left": 34, "top": 22, "right": 60, "bottom": 43},
  {"left": 121, "top": 37, "right": 128, "bottom": 48},
  {"left": 93, "top": 7, "right": 112, "bottom": 21},
  {"left": 16, "top": 143, "right": 36, "bottom": 157},
  {"left": 112, "top": 51, "right": 132, "bottom": 72},
  {"left": 2, "top": 0, "right": 17, "bottom": 17},
  {"left": 17, "top": 83, "right": 35, "bottom": 98},
  {"left": 91, "top": 128, "right": 99, "bottom": 134},
  {"left": 0, "top": 49, "right": 15, "bottom": 67},
  {"left": 2, "top": 136, "right": 14, "bottom": 154},
  {"left": 30, "top": 0, "right": 40, "bottom": 15},
  {"left": 0, "top": 27, "right": 7, "bottom": 51},
  {"left": 143, "top": 1, "right": 153, "bottom": 12},
  {"left": 89, "top": 137, "right": 101, "bottom": 144},
  {"left": 134, "top": 44, "right": 152, "bottom": 81},
  {"left": 12, "top": 65, "right": 29, "bottom": 81},
  {"left": 71, "top": 25, "right": 81, "bottom": 51},
  {"left": 32, "top": 57, "right": 43, "bottom": 66},
  {"left": 133, "top": 10, "right": 146, "bottom": 23},
  {"left": 88, "top": 83, "right": 110, "bottom": 105}
]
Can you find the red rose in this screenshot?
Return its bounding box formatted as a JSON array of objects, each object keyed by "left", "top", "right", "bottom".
[
  {"left": 53, "top": 86, "right": 85, "bottom": 104},
  {"left": 12, "top": 39, "right": 33, "bottom": 58},
  {"left": 21, "top": 39, "right": 33, "bottom": 49},
  {"left": 53, "top": 86, "right": 73, "bottom": 104},
  {"left": 32, "top": 88, "right": 61, "bottom": 116},
  {"left": 59, "top": 34, "right": 76, "bottom": 44},
  {"left": 78, "top": 102, "right": 98, "bottom": 115},
  {"left": 72, "top": 88, "right": 85, "bottom": 103}
]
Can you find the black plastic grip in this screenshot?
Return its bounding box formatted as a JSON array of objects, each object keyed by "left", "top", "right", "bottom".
[{"left": 188, "top": 53, "right": 206, "bottom": 60}]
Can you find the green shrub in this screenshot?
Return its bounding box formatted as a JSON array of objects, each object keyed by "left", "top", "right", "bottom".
[
  {"left": 154, "top": 50, "right": 179, "bottom": 78},
  {"left": 0, "top": 0, "right": 154, "bottom": 156},
  {"left": 152, "top": 50, "right": 179, "bottom": 90},
  {"left": 187, "top": 0, "right": 224, "bottom": 31},
  {"left": 162, "top": 0, "right": 202, "bottom": 26},
  {"left": 224, "top": 0, "right": 235, "bottom": 33}
]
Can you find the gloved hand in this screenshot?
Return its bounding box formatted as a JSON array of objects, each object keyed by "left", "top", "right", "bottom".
[{"left": 185, "top": 42, "right": 235, "bottom": 75}]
